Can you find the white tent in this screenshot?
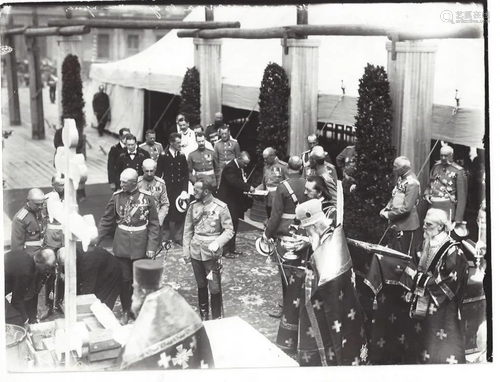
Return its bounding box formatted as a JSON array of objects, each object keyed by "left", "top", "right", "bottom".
[{"left": 88, "top": 3, "right": 485, "bottom": 148}]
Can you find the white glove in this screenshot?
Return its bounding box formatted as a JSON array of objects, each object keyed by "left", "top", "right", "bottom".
[
  {"left": 350, "top": 184, "right": 356, "bottom": 192},
  {"left": 208, "top": 241, "right": 219, "bottom": 252}
]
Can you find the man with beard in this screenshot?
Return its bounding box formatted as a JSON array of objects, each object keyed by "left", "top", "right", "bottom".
[
  {"left": 39, "top": 174, "right": 66, "bottom": 320},
  {"left": 117, "top": 260, "right": 215, "bottom": 370},
  {"left": 399, "top": 208, "right": 469, "bottom": 364},
  {"left": 116, "top": 134, "right": 151, "bottom": 178},
  {"left": 424, "top": 145, "right": 467, "bottom": 224},
  {"left": 380, "top": 156, "right": 420, "bottom": 256},
  {"left": 139, "top": 129, "right": 164, "bottom": 163},
  {"left": 11, "top": 188, "right": 46, "bottom": 255},
  {"left": 294, "top": 199, "right": 369, "bottom": 366},
  {"left": 183, "top": 177, "right": 234, "bottom": 320},
  {"left": 91, "top": 168, "right": 160, "bottom": 325},
  {"left": 216, "top": 151, "right": 254, "bottom": 258},
  {"left": 309, "top": 146, "right": 338, "bottom": 212},
  {"left": 188, "top": 133, "right": 218, "bottom": 189},
  {"left": 5, "top": 248, "right": 56, "bottom": 326},
  {"left": 137, "top": 159, "right": 170, "bottom": 230},
  {"left": 108, "top": 128, "right": 131, "bottom": 191},
  {"left": 213, "top": 125, "right": 241, "bottom": 187}
]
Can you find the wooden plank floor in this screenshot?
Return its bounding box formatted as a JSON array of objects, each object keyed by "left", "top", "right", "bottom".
[{"left": 2, "top": 87, "right": 117, "bottom": 190}]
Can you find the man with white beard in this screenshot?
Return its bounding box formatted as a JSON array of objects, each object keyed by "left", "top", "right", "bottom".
[{"left": 399, "top": 208, "right": 469, "bottom": 364}]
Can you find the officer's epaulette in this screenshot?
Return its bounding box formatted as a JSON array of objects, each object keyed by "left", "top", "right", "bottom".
[
  {"left": 213, "top": 198, "right": 227, "bottom": 208},
  {"left": 113, "top": 189, "right": 123, "bottom": 195},
  {"left": 450, "top": 162, "right": 463, "bottom": 171},
  {"left": 229, "top": 137, "right": 238, "bottom": 142},
  {"left": 139, "top": 189, "right": 152, "bottom": 196},
  {"left": 189, "top": 199, "right": 199, "bottom": 206},
  {"left": 137, "top": 175, "right": 143, "bottom": 182},
  {"left": 15, "top": 208, "right": 28, "bottom": 221},
  {"left": 154, "top": 176, "right": 165, "bottom": 183},
  {"left": 277, "top": 159, "right": 287, "bottom": 166}
]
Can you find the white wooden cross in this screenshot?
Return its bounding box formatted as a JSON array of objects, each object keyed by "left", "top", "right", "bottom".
[{"left": 52, "top": 119, "right": 97, "bottom": 368}]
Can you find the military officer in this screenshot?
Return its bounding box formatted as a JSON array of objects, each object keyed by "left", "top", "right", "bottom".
[
  {"left": 137, "top": 159, "right": 170, "bottom": 228},
  {"left": 309, "top": 145, "right": 338, "bottom": 210},
  {"left": 380, "top": 156, "right": 420, "bottom": 256},
  {"left": 183, "top": 177, "right": 234, "bottom": 321},
  {"left": 261, "top": 156, "right": 308, "bottom": 318},
  {"left": 139, "top": 129, "right": 164, "bottom": 162},
  {"left": 173, "top": 115, "right": 197, "bottom": 157},
  {"left": 213, "top": 125, "right": 241, "bottom": 187},
  {"left": 92, "top": 168, "right": 160, "bottom": 325},
  {"left": 11, "top": 188, "right": 46, "bottom": 255},
  {"left": 39, "top": 174, "right": 66, "bottom": 319},
  {"left": 188, "top": 133, "right": 218, "bottom": 189},
  {"left": 192, "top": 125, "right": 214, "bottom": 151},
  {"left": 301, "top": 134, "right": 333, "bottom": 180},
  {"left": 424, "top": 145, "right": 468, "bottom": 223},
  {"left": 336, "top": 144, "right": 356, "bottom": 192},
  {"left": 259, "top": 147, "right": 289, "bottom": 219},
  {"left": 205, "top": 111, "right": 224, "bottom": 146}
]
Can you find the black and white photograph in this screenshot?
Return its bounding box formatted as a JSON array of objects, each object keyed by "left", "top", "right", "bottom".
[{"left": 0, "top": 0, "right": 496, "bottom": 380}]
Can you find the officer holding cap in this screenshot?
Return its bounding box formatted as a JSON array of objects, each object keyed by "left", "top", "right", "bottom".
[
  {"left": 11, "top": 188, "right": 46, "bottom": 255},
  {"left": 183, "top": 177, "right": 234, "bottom": 320}
]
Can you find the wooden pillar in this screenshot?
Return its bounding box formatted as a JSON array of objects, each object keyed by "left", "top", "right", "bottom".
[
  {"left": 4, "top": 13, "right": 21, "bottom": 125},
  {"left": 25, "top": 35, "right": 45, "bottom": 139},
  {"left": 193, "top": 38, "right": 222, "bottom": 128},
  {"left": 56, "top": 35, "right": 83, "bottom": 126},
  {"left": 386, "top": 40, "right": 438, "bottom": 196},
  {"left": 281, "top": 39, "right": 320, "bottom": 156}
]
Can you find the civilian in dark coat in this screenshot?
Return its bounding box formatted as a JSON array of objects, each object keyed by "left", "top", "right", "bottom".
[
  {"left": 92, "top": 85, "right": 111, "bottom": 136},
  {"left": 107, "top": 128, "right": 130, "bottom": 191},
  {"left": 115, "top": 133, "right": 150, "bottom": 178},
  {"left": 156, "top": 133, "right": 189, "bottom": 243},
  {"left": 5, "top": 249, "right": 56, "bottom": 325},
  {"left": 57, "top": 245, "right": 122, "bottom": 310},
  {"left": 216, "top": 152, "right": 254, "bottom": 257}
]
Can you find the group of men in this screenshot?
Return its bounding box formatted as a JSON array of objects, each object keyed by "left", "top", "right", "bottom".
[{"left": 5, "top": 104, "right": 483, "bottom": 368}]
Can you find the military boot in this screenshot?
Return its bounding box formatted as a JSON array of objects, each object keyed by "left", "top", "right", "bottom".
[
  {"left": 211, "top": 293, "right": 223, "bottom": 320},
  {"left": 198, "top": 287, "right": 209, "bottom": 321}
]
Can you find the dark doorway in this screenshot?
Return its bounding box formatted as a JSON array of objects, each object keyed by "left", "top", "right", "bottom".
[{"left": 144, "top": 90, "right": 181, "bottom": 147}]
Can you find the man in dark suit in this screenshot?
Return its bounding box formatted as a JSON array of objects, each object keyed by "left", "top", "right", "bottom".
[
  {"left": 107, "top": 127, "right": 130, "bottom": 191},
  {"left": 216, "top": 151, "right": 255, "bottom": 258},
  {"left": 115, "top": 133, "right": 150, "bottom": 179},
  {"left": 5, "top": 248, "right": 56, "bottom": 326},
  {"left": 92, "top": 85, "right": 111, "bottom": 137}
]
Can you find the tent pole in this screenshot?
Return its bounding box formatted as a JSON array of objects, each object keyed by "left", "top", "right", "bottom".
[{"left": 235, "top": 102, "right": 258, "bottom": 140}]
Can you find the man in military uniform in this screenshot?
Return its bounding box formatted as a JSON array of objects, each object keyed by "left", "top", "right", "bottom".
[
  {"left": 116, "top": 133, "right": 151, "bottom": 178},
  {"left": 92, "top": 168, "right": 160, "bottom": 325},
  {"left": 309, "top": 146, "right": 338, "bottom": 210},
  {"left": 259, "top": 147, "right": 289, "bottom": 219},
  {"left": 261, "top": 156, "right": 307, "bottom": 318},
  {"left": 192, "top": 125, "right": 214, "bottom": 150},
  {"left": 380, "top": 156, "right": 420, "bottom": 256},
  {"left": 183, "top": 177, "right": 234, "bottom": 320},
  {"left": 213, "top": 125, "right": 241, "bottom": 187},
  {"left": 108, "top": 127, "right": 131, "bottom": 191},
  {"left": 188, "top": 133, "right": 218, "bottom": 190},
  {"left": 137, "top": 159, "right": 170, "bottom": 229},
  {"left": 139, "top": 129, "right": 164, "bottom": 162},
  {"left": 205, "top": 111, "right": 224, "bottom": 146},
  {"left": 11, "top": 188, "right": 46, "bottom": 255},
  {"left": 424, "top": 145, "right": 468, "bottom": 224},
  {"left": 301, "top": 134, "right": 333, "bottom": 180},
  {"left": 169, "top": 114, "right": 197, "bottom": 157},
  {"left": 336, "top": 144, "right": 356, "bottom": 192},
  {"left": 39, "top": 174, "right": 66, "bottom": 320}
]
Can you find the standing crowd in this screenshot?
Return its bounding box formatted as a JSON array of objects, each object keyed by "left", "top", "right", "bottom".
[{"left": 5, "top": 108, "right": 487, "bottom": 369}]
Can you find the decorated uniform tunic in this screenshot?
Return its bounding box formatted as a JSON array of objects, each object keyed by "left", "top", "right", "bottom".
[
  {"left": 11, "top": 204, "right": 45, "bottom": 255},
  {"left": 139, "top": 142, "right": 164, "bottom": 162},
  {"left": 96, "top": 188, "right": 160, "bottom": 259},
  {"left": 188, "top": 148, "right": 218, "bottom": 188},
  {"left": 301, "top": 149, "right": 335, "bottom": 180},
  {"left": 385, "top": 171, "right": 420, "bottom": 232},
  {"left": 137, "top": 176, "right": 170, "bottom": 226},
  {"left": 425, "top": 161, "right": 468, "bottom": 222},
  {"left": 213, "top": 138, "right": 241, "bottom": 185},
  {"left": 261, "top": 158, "right": 289, "bottom": 208}
]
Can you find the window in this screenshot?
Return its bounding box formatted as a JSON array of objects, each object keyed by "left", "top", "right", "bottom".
[
  {"left": 97, "top": 34, "right": 110, "bottom": 59},
  {"left": 127, "top": 34, "right": 140, "bottom": 54}
]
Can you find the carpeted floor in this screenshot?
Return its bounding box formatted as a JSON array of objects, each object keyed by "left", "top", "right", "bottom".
[{"left": 4, "top": 184, "right": 283, "bottom": 345}]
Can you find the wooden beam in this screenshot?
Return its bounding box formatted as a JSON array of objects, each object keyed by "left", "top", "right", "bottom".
[
  {"left": 2, "top": 26, "right": 28, "bottom": 36},
  {"left": 47, "top": 18, "right": 241, "bottom": 30},
  {"left": 24, "top": 25, "right": 90, "bottom": 37},
  {"left": 4, "top": 13, "right": 21, "bottom": 125},
  {"left": 177, "top": 24, "right": 483, "bottom": 40}
]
